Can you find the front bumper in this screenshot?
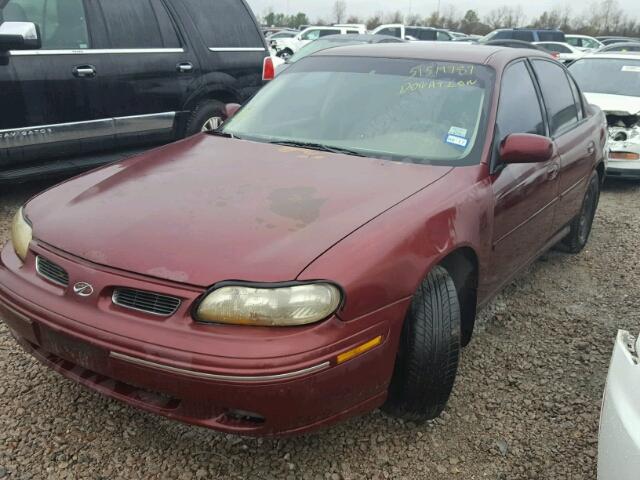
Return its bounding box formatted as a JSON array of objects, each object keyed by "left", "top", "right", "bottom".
[
  {"left": 598, "top": 330, "right": 640, "bottom": 479},
  {"left": 0, "top": 241, "right": 407, "bottom": 436}
]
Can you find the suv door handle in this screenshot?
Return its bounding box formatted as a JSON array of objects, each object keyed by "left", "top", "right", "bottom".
[
  {"left": 73, "top": 65, "right": 96, "bottom": 78},
  {"left": 177, "top": 62, "right": 193, "bottom": 73}
]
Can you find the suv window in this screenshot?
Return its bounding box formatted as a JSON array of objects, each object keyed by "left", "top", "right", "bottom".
[
  {"left": 407, "top": 28, "right": 435, "bottom": 41},
  {"left": 436, "top": 30, "right": 451, "bottom": 41},
  {"left": 318, "top": 29, "right": 341, "bottom": 38},
  {"left": 493, "top": 30, "right": 511, "bottom": 40},
  {"left": 1, "top": 0, "right": 89, "bottom": 49},
  {"left": 182, "top": 0, "right": 263, "bottom": 48},
  {"left": 538, "top": 31, "right": 565, "bottom": 42},
  {"left": 377, "top": 27, "right": 401, "bottom": 38},
  {"left": 99, "top": 0, "right": 180, "bottom": 49},
  {"left": 533, "top": 60, "right": 579, "bottom": 136},
  {"left": 513, "top": 30, "right": 535, "bottom": 42},
  {"left": 497, "top": 61, "right": 545, "bottom": 138}
]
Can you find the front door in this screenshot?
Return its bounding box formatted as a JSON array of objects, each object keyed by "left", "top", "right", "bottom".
[
  {"left": 0, "top": 0, "right": 112, "bottom": 168},
  {"left": 487, "top": 60, "right": 560, "bottom": 294}
]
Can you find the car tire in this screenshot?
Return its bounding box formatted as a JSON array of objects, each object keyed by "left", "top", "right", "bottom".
[
  {"left": 384, "top": 265, "right": 461, "bottom": 422},
  {"left": 185, "top": 100, "right": 227, "bottom": 136},
  {"left": 558, "top": 172, "right": 600, "bottom": 254}
]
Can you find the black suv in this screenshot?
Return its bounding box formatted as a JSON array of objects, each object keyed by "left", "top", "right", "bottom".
[{"left": 0, "top": 0, "right": 270, "bottom": 182}]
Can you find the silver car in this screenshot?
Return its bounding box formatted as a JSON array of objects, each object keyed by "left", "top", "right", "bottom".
[{"left": 569, "top": 53, "right": 640, "bottom": 179}]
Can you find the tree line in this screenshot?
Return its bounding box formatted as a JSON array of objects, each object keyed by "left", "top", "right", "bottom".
[{"left": 261, "top": 0, "right": 640, "bottom": 38}]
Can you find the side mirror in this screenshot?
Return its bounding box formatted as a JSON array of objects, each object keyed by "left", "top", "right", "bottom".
[
  {"left": 0, "top": 22, "right": 41, "bottom": 51},
  {"left": 224, "top": 103, "right": 241, "bottom": 120},
  {"left": 500, "top": 133, "right": 554, "bottom": 164}
]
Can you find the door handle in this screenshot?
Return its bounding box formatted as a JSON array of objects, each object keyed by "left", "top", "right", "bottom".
[
  {"left": 547, "top": 162, "right": 560, "bottom": 180},
  {"left": 177, "top": 62, "right": 193, "bottom": 73},
  {"left": 73, "top": 65, "right": 96, "bottom": 78}
]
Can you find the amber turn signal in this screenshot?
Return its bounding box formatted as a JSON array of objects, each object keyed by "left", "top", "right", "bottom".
[
  {"left": 336, "top": 336, "right": 383, "bottom": 364},
  {"left": 610, "top": 152, "right": 640, "bottom": 161}
]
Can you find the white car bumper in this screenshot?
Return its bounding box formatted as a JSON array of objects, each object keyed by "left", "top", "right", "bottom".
[{"left": 598, "top": 330, "right": 640, "bottom": 479}]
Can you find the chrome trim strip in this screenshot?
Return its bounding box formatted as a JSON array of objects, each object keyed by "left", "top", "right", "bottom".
[
  {"left": 0, "top": 112, "right": 175, "bottom": 148},
  {"left": 109, "top": 351, "right": 331, "bottom": 383},
  {"left": 35, "top": 256, "right": 68, "bottom": 287},
  {"left": 111, "top": 290, "right": 181, "bottom": 317},
  {"left": 10, "top": 48, "right": 184, "bottom": 56},
  {"left": 208, "top": 47, "right": 266, "bottom": 52}
]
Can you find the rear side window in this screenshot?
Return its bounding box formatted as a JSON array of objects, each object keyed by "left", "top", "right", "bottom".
[
  {"left": 513, "top": 30, "right": 535, "bottom": 42},
  {"left": 497, "top": 61, "right": 545, "bottom": 138},
  {"left": 318, "top": 29, "right": 341, "bottom": 38},
  {"left": 182, "top": 0, "right": 263, "bottom": 48},
  {"left": 98, "top": 0, "right": 180, "bottom": 48},
  {"left": 532, "top": 60, "right": 579, "bottom": 136},
  {"left": 377, "top": 27, "right": 402, "bottom": 38},
  {"left": 538, "top": 31, "right": 565, "bottom": 42},
  {"left": 1, "top": 0, "right": 89, "bottom": 49}
]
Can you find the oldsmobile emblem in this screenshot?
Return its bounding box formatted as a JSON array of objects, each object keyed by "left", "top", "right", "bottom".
[{"left": 73, "top": 282, "right": 94, "bottom": 297}]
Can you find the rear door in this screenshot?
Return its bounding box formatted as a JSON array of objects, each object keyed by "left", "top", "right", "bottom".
[
  {"left": 489, "top": 60, "right": 560, "bottom": 290},
  {"left": 531, "top": 59, "right": 596, "bottom": 232},
  {"left": 90, "top": 0, "right": 199, "bottom": 149},
  {"left": 0, "top": 0, "right": 112, "bottom": 169}
]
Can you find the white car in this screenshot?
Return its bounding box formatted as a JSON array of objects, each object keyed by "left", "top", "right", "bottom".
[
  {"left": 533, "top": 42, "right": 584, "bottom": 63},
  {"left": 598, "top": 330, "right": 640, "bottom": 479},
  {"left": 566, "top": 34, "right": 604, "bottom": 51},
  {"left": 269, "top": 25, "right": 365, "bottom": 58},
  {"left": 569, "top": 53, "right": 640, "bottom": 179},
  {"left": 370, "top": 24, "right": 453, "bottom": 41}
]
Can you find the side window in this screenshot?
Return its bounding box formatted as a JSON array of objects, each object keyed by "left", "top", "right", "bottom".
[
  {"left": 567, "top": 74, "right": 584, "bottom": 120},
  {"left": 1, "top": 0, "right": 89, "bottom": 49},
  {"left": 301, "top": 29, "right": 320, "bottom": 41},
  {"left": 513, "top": 30, "right": 534, "bottom": 42},
  {"left": 497, "top": 61, "right": 546, "bottom": 138},
  {"left": 532, "top": 60, "right": 580, "bottom": 136},
  {"left": 493, "top": 30, "right": 510, "bottom": 40},
  {"left": 99, "top": 0, "right": 175, "bottom": 48},
  {"left": 377, "top": 27, "right": 401, "bottom": 38},
  {"left": 554, "top": 44, "right": 572, "bottom": 53},
  {"left": 318, "top": 29, "right": 341, "bottom": 38},
  {"left": 436, "top": 31, "right": 451, "bottom": 41},
  {"left": 182, "top": 0, "right": 263, "bottom": 49},
  {"left": 566, "top": 37, "right": 579, "bottom": 47}
]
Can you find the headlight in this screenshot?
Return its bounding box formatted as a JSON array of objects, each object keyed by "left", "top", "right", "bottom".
[
  {"left": 195, "top": 283, "right": 342, "bottom": 327},
  {"left": 11, "top": 207, "right": 32, "bottom": 261}
]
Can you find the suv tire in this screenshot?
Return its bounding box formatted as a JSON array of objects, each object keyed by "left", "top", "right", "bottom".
[
  {"left": 384, "top": 265, "right": 461, "bottom": 422},
  {"left": 186, "top": 100, "right": 227, "bottom": 136}
]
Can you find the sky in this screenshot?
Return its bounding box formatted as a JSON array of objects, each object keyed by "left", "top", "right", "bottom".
[{"left": 246, "top": 0, "right": 640, "bottom": 23}]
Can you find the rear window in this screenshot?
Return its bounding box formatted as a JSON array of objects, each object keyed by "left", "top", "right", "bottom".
[
  {"left": 569, "top": 58, "right": 640, "bottom": 97},
  {"left": 407, "top": 28, "right": 436, "bottom": 41},
  {"left": 182, "top": 0, "right": 263, "bottom": 49},
  {"left": 538, "top": 31, "right": 566, "bottom": 42}
]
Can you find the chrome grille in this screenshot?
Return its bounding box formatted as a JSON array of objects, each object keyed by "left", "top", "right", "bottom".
[
  {"left": 36, "top": 256, "right": 69, "bottom": 287},
  {"left": 112, "top": 288, "right": 181, "bottom": 316}
]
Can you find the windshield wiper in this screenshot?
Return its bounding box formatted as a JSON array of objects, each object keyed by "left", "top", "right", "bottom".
[{"left": 269, "top": 140, "right": 366, "bottom": 157}]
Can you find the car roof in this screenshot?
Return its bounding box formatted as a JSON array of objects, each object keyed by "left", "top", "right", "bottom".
[
  {"left": 313, "top": 42, "right": 550, "bottom": 67},
  {"left": 580, "top": 52, "right": 640, "bottom": 60},
  {"left": 316, "top": 33, "right": 404, "bottom": 43}
]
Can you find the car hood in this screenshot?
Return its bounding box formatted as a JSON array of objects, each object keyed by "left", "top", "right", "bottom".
[
  {"left": 26, "top": 135, "right": 452, "bottom": 287},
  {"left": 583, "top": 92, "right": 640, "bottom": 116}
]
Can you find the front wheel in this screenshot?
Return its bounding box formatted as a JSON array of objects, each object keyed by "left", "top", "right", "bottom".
[
  {"left": 384, "top": 265, "right": 461, "bottom": 422},
  {"left": 558, "top": 172, "right": 600, "bottom": 254}
]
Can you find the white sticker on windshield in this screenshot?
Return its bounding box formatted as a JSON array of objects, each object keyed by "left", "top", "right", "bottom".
[
  {"left": 621, "top": 66, "right": 640, "bottom": 73},
  {"left": 445, "top": 134, "right": 468, "bottom": 148},
  {"left": 448, "top": 126, "right": 468, "bottom": 137}
]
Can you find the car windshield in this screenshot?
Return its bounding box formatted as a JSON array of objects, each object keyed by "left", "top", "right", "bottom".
[
  {"left": 569, "top": 58, "right": 640, "bottom": 96},
  {"left": 223, "top": 56, "right": 495, "bottom": 166},
  {"left": 288, "top": 39, "right": 364, "bottom": 64}
]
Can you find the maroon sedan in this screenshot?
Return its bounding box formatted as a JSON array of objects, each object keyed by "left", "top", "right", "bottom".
[{"left": 0, "top": 44, "right": 605, "bottom": 436}]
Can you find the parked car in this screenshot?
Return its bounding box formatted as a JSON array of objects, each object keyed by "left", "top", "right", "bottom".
[
  {"left": 534, "top": 41, "right": 584, "bottom": 63},
  {"left": 597, "top": 36, "right": 640, "bottom": 46},
  {"left": 597, "top": 42, "right": 640, "bottom": 53},
  {"left": 484, "top": 39, "right": 552, "bottom": 54},
  {"left": 480, "top": 28, "right": 566, "bottom": 43},
  {"left": 0, "top": 43, "right": 605, "bottom": 436},
  {"left": 371, "top": 24, "right": 453, "bottom": 41},
  {"left": 265, "top": 30, "right": 298, "bottom": 40},
  {"left": 273, "top": 34, "right": 404, "bottom": 76},
  {"left": 566, "top": 34, "right": 604, "bottom": 51},
  {"left": 598, "top": 329, "right": 640, "bottom": 480},
  {"left": 569, "top": 53, "right": 640, "bottom": 179},
  {"left": 270, "top": 25, "right": 365, "bottom": 58},
  {"left": 0, "top": 0, "right": 270, "bottom": 183}
]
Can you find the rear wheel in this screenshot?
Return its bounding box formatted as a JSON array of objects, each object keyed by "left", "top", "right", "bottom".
[
  {"left": 558, "top": 172, "right": 600, "bottom": 254},
  {"left": 185, "top": 100, "right": 226, "bottom": 136},
  {"left": 384, "top": 265, "right": 461, "bottom": 422}
]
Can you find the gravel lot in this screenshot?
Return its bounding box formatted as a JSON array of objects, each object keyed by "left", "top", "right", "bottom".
[{"left": 1, "top": 178, "right": 639, "bottom": 480}]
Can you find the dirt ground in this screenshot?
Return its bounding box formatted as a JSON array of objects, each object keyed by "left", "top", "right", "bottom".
[{"left": 0, "top": 178, "right": 638, "bottom": 480}]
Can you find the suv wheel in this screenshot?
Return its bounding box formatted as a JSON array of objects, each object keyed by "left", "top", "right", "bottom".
[
  {"left": 384, "top": 265, "right": 461, "bottom": 422},
  {"left": 186, "top": 100, "right": 226, "bottom": 136}
]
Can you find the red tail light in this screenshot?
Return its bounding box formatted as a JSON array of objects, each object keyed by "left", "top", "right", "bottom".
[
  {"left": 551, "top": 52, "right": 560, "bottom": 59},
  {"left": 262, "top": 56, "right": 275, "bottom": 81}
]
